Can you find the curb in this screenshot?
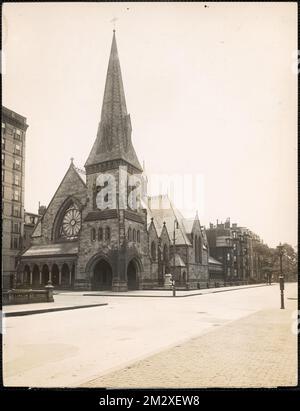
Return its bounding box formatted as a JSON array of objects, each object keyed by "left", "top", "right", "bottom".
[
  {"left": 83, "top": 284, "right": 273, "bottom": 298},
  {"left": 3, "top": 303, "right": 108, "bottom": 317}
]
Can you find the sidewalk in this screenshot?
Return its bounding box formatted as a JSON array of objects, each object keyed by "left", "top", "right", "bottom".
[
  {"left": 2, "top": 294, "right": 108, "bottom": 316},
  {"left": 83, "top": 297, "right": 298, "bottom": 388},
  {"left": 82, "top": 283, "right": 270, "bottom": 298}
]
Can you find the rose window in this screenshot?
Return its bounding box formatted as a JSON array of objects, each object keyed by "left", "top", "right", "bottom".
[{"left": 60, "top": 204, "right": 81, "bottom": 239}]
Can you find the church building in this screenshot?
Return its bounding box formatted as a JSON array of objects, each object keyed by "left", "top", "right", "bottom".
[{"left": 19, "top": 31, "right": 211, "bottom": 291}]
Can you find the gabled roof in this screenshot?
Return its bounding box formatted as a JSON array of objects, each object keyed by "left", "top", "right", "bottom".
[
  {"left": 182, "top": 218, "right": 194, "bottom": 233},
  {"left": 30, "top": 162, "right": 86, "bottom": 238},
  {"left": 147, "top": 195, "right": 191, "bottom": 246},
  {"left": 74, "top": 166, "right": 86, "bottom": 185},
  {"left": 45, "top": 161, "right": 86, "bottom": 212},
  {"left": 173, "top": 254, "right": 186, "bottom": 267},
  {"left": 158, "top": 222, "right": 171, "bottom": 242},
  {"left": 147, "top": 217, "right": 159, "bottom": 239}
]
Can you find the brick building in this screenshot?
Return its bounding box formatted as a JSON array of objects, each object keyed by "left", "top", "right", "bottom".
[
  {"left": 207, "top": 219, "right": 265, "bottom": 283},
  {"left": 2, "top": 107, "right": 28, "bottom": 290},
  {"left": 18, "top": 31, "right": 209, "bottom": 291}
]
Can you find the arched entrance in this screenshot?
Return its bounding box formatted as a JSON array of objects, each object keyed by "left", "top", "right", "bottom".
[
  {"left": 92, "top": 259, "right": 112, "bottom": 291},
  {"left": 71, "top": 263, "right": 76, "bottom": 287},
  {"left": 61, "top": 263, "right": 70, "bottom": 287},
  {"left": 52, "top": 264, "right": 59, "bottom": 286},
  {"left": 127, "top": 259, "right": 140, "bottom": 290},
  {"left": 23, "top": 265, "right": 31, "bottom": 286},
  {"left": 32, "top": 265, "right": 40, "bottom": 288},
  {"left": 42, "top": 264, "right": 49, "bottom": 285}
]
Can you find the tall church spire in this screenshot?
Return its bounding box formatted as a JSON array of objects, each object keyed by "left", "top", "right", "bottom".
[{"left": 85, "top": 31, "right": 142, "bottom": 172}]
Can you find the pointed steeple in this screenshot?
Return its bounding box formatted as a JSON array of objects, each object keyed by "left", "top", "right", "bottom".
[{"left": 85, "top": 31, "right": 142, "bottom": 172}]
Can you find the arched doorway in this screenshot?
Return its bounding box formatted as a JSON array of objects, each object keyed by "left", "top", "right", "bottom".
[
  {"left": 52, "top": 264, "right": 59, "bottom": 286},
  {"left": 71, "top": 263, "right": 75, "bottom": 287},
  {"left": 92, "top": 259, "right": 112, "bottom": 290},
  {"left": 127, "top": 259, "right": 140, "bottom": 290},
  {"left": 32, "top": 265, "right": 40, "bottom": 288},
  {"left": 42, "top": 264, "right": 49, "bottom": 285},
  {"left": 23, "top": 265, "right": 31, "bottom": 286},
  {"left": 61, "top": 263, "right": 70, "bottom": 287}
]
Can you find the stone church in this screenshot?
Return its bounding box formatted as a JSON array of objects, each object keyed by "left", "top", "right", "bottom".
[{"left": 19, "top": 31, "right": 213, "bottom": 291}]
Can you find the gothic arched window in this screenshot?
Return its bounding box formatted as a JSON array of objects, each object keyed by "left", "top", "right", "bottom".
[
  {"left": 98, "top": 227, "right": 103, "bottom": 241},
  {"left": 128, "top": 227, "right": 132, "bottom": 241},
  {"left": 199, "top": 236, "right": 202, "bottom": 264},
  {"left": 133, "top": 228, "right": 136, "bottom": 242},
  {"left": 59, "top": 202, "right": 81, "bottom": 240},
  {"left": 163, "top": 244, "right": 169, "bottom": 262},
  {"left": 151, "top": 241, "right": 156, "bottom": 261},
  {"left": 91, "top": 228, "right": 96, "bottom": 241},
  {"left": 105, "top": 227, "right": 111, "bottom": 241},
  {"left": 137, "top": 230, "right": 140, "bottom": 243},
  {"left": 195, "top": 236, "right": 198, "bottom": 263}
]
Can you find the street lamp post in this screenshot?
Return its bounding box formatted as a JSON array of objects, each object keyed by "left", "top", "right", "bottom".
[{"left": 277, "top": 243, "right": 285, "bottom": 309}]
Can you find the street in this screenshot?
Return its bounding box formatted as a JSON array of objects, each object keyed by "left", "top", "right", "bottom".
[{"left": 3, "top": 283, "right": 298, "bottom": 388}]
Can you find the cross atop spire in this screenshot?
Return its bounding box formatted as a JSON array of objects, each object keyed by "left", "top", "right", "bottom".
[
  {"left": 85, "top": 31, "right": 142, "bottom": 172},
  {"left": 110, "top": 17, "right": 118, "bottom": 31}
]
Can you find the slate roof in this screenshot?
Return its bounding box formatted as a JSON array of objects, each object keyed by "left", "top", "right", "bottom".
[
  {"left": 22, "top": 242, "right": 78, "bottom": 258},
  {"left": 208, "top": 256, "right": 222, "bottom": 266},
  {"left": 147, "top": 195, "right": 191, "bottom": 245},
  {"left": 173, "top": 253, "right": 186, "bottom": 267},
  {"left": 85, "top": 31, "right": 142, "bottom": 171},
  {"left": 74, "top": 166, "right": 86, "bottom": 185},
  {"left": 181, "top": 218, "right": 194, "bottom": 233}
]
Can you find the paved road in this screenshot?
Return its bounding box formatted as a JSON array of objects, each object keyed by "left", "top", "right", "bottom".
[
  {"left": 2, "top": 283, "right": 266, "bottom": 314},
  {"left": 84, "top": 303, "right": 297, "bottom": 388},
  {"left": 2, "top": 283, "right": 297, "bottom": 387}
]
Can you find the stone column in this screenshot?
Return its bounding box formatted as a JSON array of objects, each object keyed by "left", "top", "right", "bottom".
[
  {"left": 69, "top": 266, "right": 72, "bottom": 286},
  {"left": 49, "top": 270, "right": 52, "bottom": 282},
  {"left": 58, "top": 267, "right": 62, "bottom": 285},
  {"left": 39, "top": 269, "right": 42, "bottom": 285},
  {"left": 29, "top": 270, "right": 33, "bottom": 285}
]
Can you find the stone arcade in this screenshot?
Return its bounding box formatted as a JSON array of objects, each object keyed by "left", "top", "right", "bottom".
[{"left": 19, "top": 31, "right": 214, "bottom": 291}]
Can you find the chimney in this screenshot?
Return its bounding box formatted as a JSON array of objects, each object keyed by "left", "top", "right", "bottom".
[{"left": 225, "top": 218, "right": 230, "bottom": 229}]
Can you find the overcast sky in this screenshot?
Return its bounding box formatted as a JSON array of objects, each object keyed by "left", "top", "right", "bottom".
[{"left": 3, "top": 2, "right": 297, "bottom": 248}]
